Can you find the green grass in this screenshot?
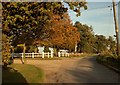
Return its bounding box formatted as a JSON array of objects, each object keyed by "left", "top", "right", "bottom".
[
  {"left": 2, "top": 64, "right": 44, "bottom": 84},
  {"left": 68, "top": 53, "right": 97, "bottom": 58},
  {"left": 96, "top": 55, "right": 120, "bottom": 70}
]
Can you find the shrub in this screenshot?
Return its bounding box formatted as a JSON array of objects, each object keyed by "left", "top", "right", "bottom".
[
  {"left": 43, "top": 46, "right": 50, "bottom": 52},
  {"left": 2, "top": 34, "right": 13, "bottom": 68}
]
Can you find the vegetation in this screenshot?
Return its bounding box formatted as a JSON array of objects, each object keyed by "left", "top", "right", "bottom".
[
  {"left": 74, "top": 21, "right": 95, "bottom": 53},
  {"left": 74, "top": 21, "right": 119, "bottom": 70},
  {"left": 2, "top": 34, "right": 13, "bottom": 68},
  {"left": 2, "top": 64, "right": 44, "bottom": 83},
  {"left": 2, "top": 2, "right": 87, "bottom": 62},
  {"left": 2, "top": 2, "right": 118, "bottom": 67},
  {"left": 96, "top": 54, "right": 120, "bottom": 70},
  {"left": 2, "top": 2, "right": 87, "bottom": 47},
  {"left": 48, "top": 13, "right": 80, "bottom": 52},
  {"left": 74, "top": 21, "right": 116, "bottom": 54}
]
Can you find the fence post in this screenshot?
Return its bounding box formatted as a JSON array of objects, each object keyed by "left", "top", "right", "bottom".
[
  {"left": 12, "top": 53, "right": 14, "bottom": 59},
  {"left": 68, "top": 53, "right": 69, "bottom": 57},
  {"left": 42, "top": 52, "right": 44, "bottom": 58},
  {"left": 22, "top": 53, "right": 24, "bottom": 59},
  {"left": 32, "top": 52, "right": 34, "bottom": 58},
  {"left": 58, "top": 52, "right": 60, "bottom": 57},
  {"left": 50, "top": 52, "right": 53, "bottom": 58},
  {"left": 48, "top": 52, "right": 49, "bottom": 58},
  {"left": 62, "top": 53, "right": 64, "bottom": 57}
]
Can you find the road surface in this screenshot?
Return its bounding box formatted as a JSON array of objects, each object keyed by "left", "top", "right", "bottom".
[{"left": 14, "top": 56, "right": 119, "bottom": 83}]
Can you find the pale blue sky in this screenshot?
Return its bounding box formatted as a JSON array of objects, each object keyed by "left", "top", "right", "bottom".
[{"left": 64, "top": 1, "right": 120, "bottom": 38}]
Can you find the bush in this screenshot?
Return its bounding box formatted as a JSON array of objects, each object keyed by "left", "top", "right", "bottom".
[
  {"left": 44, "top": 46, "right": 50, "bottom": 52},
  {"left": 96, "top": 54, "right": 120, "bottom": 70},
  {"left": 2, "top": 34, "right": 13, "bottom": 68}
]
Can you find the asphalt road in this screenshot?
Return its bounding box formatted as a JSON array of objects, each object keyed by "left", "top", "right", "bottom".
[{"left": 14, "top": 56, "right": 120, "bottom": 83}]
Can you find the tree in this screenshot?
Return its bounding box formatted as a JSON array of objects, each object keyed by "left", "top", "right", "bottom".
[
  {"left": 74, "top": 21, "right": 95, "bottom": 53},
  {"left": 107, "top": 36, "right": 116, "bottom": 54},
  {"left": 2, "top": 2, "right": 87, "bottom": 61},
  {"left": 94, "top": 35, "right": 109, "bottom": 53},
  {"left": 2, "top": 2, "right": 87, "bottom": 47},
  {"left": 2, "top": 34, "right": 12, "bottom": 68},
  {"left": 65, "top": 1, "right": 87, "bottom": 16},
  {"left": 48, "top": 13, "right": 80, "bottom": 53},
  {"left": 2, "top": 2, "right": 64, "bottom": 46}
]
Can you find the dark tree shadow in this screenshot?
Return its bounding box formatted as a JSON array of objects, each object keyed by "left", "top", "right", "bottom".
[
  {"left": 2, "top": 65, "right": 28, "bottom": 85},
  {"left": 66, "top": 56, "right": 119, "bottom": 84}
]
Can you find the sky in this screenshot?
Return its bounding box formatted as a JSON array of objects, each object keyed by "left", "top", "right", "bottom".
[{"left": 64, "top": 1, "right": 120, "bottom": 38}]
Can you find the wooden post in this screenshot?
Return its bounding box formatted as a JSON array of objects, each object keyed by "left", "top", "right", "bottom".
[
  {"left": 22, "top": 53, "right": 24, "bottom": 59},
  {"left": 23, "top": 43, "right": 26, "bottom": 64},
  {"left": 113, "top": 0, "right": 119, "bottom": 56},
  {"left": 11, "top": 46, "right": 14, "bottom": 59},
  {"left": 17, "top": 43, "right": 26, "bottom": 64}
]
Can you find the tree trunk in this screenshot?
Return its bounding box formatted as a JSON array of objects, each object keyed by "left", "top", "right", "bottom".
[{"left": 53, "top": 48, "right": 59, "bottom": 57}]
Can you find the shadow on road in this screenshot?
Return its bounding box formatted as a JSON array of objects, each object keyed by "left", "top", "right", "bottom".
[
  {"left": 2, "top": 65, "right": 28, "bottom": 85},
  {"left": 66, "top": 56, "right": 119, "bottom": 84}
]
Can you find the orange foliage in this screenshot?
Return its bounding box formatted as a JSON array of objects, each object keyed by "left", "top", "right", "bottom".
[{"left": 49, "top": 13, "right": 80, "bottom": 50}]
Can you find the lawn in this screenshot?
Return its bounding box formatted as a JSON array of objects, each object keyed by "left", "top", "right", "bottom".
[{"left": 2, "top": 64, "right": 44, "bottom": 84}]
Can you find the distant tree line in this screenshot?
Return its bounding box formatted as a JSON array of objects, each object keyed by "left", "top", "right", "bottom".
[{"left": 74, "top": 21, "right": 116, "bottom": 54}]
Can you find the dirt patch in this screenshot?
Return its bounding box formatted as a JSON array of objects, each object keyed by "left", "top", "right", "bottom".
[{"left": 13, "top": 57, "right": 119, "bottom": 83}]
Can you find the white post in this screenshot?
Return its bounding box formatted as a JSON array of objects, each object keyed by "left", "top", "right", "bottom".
[
  {"left": 48, "top": 52, "right": 49, "bottom": 58},
  {"left": 22, "top": 53, "right": 24, "bottom": 59},
  {"left": 62, "top": 53, "right": 64, "bottom": 57},
  {"left": 58, "top": 52, "right": 60, "bottom": 57},
  {"left": 75, "top": 42, "right": 77, "bottom": 53},
  {"left": 51, "top": 52, "right": 53, "bottom": 58},
  {"left": 42, "top": 52, "right": 44, "bottom": 58},
  {"left": 32, "top": 52, "right": 34, "bottom": 58}
]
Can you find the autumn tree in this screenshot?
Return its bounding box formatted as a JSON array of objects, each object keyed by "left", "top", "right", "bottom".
[
  {"left": 2, "top": 2, "right": 87, "bottom": 46},
  {"left": 2, "top": 2, "right": 87, "bottom": 62},
  {"left": 48, "top": 13, "right": 80, "bottom": 53}
]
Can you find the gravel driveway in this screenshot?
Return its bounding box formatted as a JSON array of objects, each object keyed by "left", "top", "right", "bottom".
[{"left": 14, "top": 56, "right": 119, "bottom": 83}]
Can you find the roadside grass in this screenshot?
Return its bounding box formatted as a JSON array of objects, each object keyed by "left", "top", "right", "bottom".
[
  {"left": 2, "top": 64, "right": 44, "bottom": 84},
  {"left": 96, "top": 54, "right": 120, "bottom": 70}
]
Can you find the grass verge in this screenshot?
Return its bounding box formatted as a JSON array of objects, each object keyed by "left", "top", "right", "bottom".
[
  {"left": 2, "top": 64, "right": 44, "bottom": 84},
  {"left": 96, "top": 55, "right": 120, "bottom": 73}
]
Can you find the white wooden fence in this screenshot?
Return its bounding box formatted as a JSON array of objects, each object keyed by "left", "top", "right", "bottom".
[
  {"left": 12, "top": 52, "right": 53, "bottom": 59},
  {"left": 12, "top": 52, "right": 69, "bottom": 59},
  {"left": 58, "top": 52, "right": 69, "bottom": 57}
]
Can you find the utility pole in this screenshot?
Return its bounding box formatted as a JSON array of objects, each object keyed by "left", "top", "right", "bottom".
[{"left": 112, "top": 0, "right": 119, "bottom": 56}]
